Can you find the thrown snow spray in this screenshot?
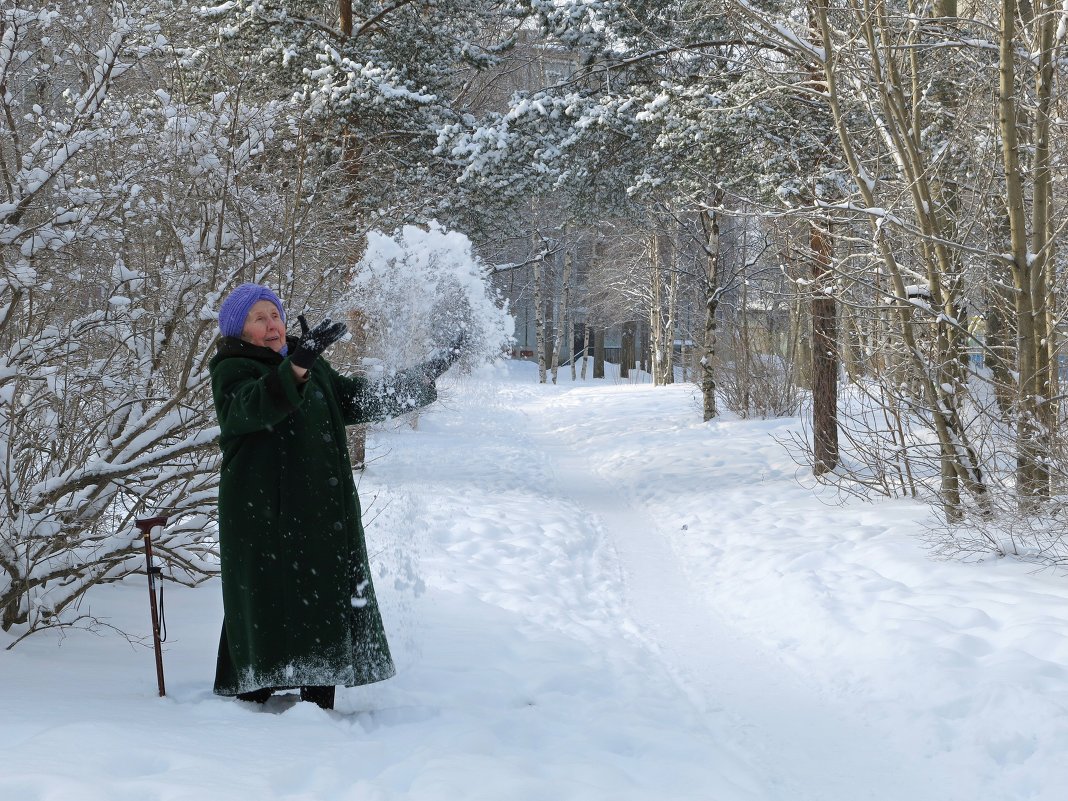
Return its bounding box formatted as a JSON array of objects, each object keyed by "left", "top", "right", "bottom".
[{"left": 340, "top": 222, "right": 514, "bottom": 375}]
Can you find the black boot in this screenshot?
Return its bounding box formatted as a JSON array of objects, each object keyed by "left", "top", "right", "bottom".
[
  {"left": 300, "top": 685, "right": 335, "bottom": 710},
  {"left": 236, "top": 687, "right": 273, "bottom": 704}
]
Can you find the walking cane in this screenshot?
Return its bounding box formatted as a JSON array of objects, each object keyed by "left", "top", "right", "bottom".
[{"left": 135, "top": 515, "right": 168, "bottom": 697}]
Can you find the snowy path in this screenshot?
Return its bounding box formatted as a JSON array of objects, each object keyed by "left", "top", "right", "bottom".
[
  {"left": 528, "top": 390, "right": 960, "bottom": 801},
  {"left": 3, "top": 361, "right": 1066, "bottom": 801}
]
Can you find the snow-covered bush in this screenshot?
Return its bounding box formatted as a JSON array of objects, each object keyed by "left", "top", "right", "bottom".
[{"left": 0, "top": 2, "right": 333, "bottom": 644}]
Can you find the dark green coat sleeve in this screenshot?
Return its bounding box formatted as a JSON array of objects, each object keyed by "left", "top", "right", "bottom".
[
  {"left": 325, "top": 361, "right": 438, "bottom": 425},
  {"left": 212, "top": 356, "right": 306, "bottom": 437}
]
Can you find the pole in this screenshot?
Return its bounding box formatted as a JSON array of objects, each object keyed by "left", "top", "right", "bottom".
[{"left": 135, "top": 515, "right": 168, "bottom": 697}]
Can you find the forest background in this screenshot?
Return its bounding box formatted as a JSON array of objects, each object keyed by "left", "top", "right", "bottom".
[{"left": 3, "top": 0, "right": 1068, "bottom": 646}]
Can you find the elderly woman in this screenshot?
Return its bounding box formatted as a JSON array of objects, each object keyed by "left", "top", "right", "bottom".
[{"left": 210, "top": 283, "right": 457, "bottom": 710}]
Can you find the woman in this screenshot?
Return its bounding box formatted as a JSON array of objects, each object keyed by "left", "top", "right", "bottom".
[{"left": 210, "top": 283, "right": 458, "bottom": 710}]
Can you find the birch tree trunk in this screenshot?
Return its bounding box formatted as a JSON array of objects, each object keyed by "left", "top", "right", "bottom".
[
  {"left": 649, "top": 232, "right": 665, "bottom": 385},
  {"left": 569, "top": 264, "right": 577, "bottom": 382},
  {"left": 542, "top": 296, "right": 555, "bottom": 372},
  {"left": 552, "top": 243, "right": 573, "bottom": 384},
  {"left": 549, "top": 298, "right": 561, "bottom": 385},
  {"left": 664, "top": 239, "right": 679, "bottom": 386},
  {"left": 533, "top": 236, "right": 547, "bottom": 384},
  {"left": 700, "top": 205, "right": 726, "bottom": 420}
]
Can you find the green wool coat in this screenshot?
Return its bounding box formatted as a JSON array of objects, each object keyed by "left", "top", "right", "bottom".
[{"left": 210, "top": 336, "right": 437, "bottom": 696}]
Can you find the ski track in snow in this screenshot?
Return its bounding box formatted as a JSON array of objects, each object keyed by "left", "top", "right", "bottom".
[{"left": 2, "top": 361, "right": 1066, "bottom": 801}]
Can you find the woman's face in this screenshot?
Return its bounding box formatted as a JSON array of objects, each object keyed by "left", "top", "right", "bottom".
[{"left": 241, "top": 300, "right": 286, "bottom": 352}]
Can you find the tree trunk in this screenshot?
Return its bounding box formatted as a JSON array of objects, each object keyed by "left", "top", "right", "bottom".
[
  {"left": 984, "top": 256, "right": 1016, "bottom": 419},
  {"left": 594, "top": 328, "right": 605, "bottom": 378},
  {"left": 803, "top": 2, "right": 839, "bottom": 474},
  {"left": 580, "top": 323, "right": 591, "bottom": 380},
  {"left": 542, "top": 297, "right": 555, "bottom": 373},
  {"left": 640, "top": 321, "right": 650, "bottom": 373},
  {"left": 570, "top": 323, "right": 577, "bottom": 381},
  {"left": 810, "top": 222, "right": 839, "bottom": 475},
  {"left": 999, "top": 0, "right": 1049, "bottom": 505},
  {"left": 620, "top": 321, "right": 634, "bottom": 380},
  {"left": 551, "top": 247, "right": 571, "bottom": 384},
  {"left": 648, "top": 229, "right": 677, "bottom": 386},
  {"left": 339, "top": 0, "right": 353, "bottom": 35},
  {"left": 700, "top": 205, "right": 726, "bottom": 420},
  {"left": 553, "top": 244, "right": 573, "bottom": 384},
  {"left": 533, "top": 238, "right": 547, "bottom": 384},
  {"left": 787, "top": 240, "right": 812, "bottom": 392},
  {"left": 649, "top": 232, "right": 664, "bottom": 385},
  {"left": 1032, "top": 0, "right": 1058, "bottom": 441},
  {"left": 664, "top": 239, "right": 679, "bottom": 385}
]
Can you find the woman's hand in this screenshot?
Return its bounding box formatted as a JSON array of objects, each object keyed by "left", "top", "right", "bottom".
[{"left": 291, "top": 315, "right": 348, "bottom": 371}]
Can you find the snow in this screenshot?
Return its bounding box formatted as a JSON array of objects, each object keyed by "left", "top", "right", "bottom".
[
  {"left": 343, "top": 223, "right": 513, "bottom": 371},
  {"left": 2, "top": 360, "right": 1066, "bottom": 801}
]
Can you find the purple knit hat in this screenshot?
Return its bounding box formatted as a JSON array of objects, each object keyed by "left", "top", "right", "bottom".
[{"left": 218, "top": 283, "right": 286, "bottom": 339}]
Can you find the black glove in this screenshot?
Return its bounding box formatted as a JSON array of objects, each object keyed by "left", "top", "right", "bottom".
[
  {"left": 291, "top": 314, "right": 348, "bottom": 369},
  {"left": 424, "top": 329, "right": 466, "bottom": 379}
]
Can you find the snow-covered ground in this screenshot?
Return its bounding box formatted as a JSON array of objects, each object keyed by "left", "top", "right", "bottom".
[{"left": 3, "top": 359, "right": 1066, "bottom": 801}]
